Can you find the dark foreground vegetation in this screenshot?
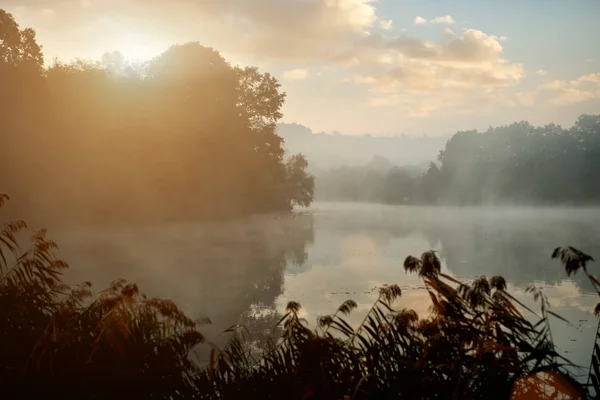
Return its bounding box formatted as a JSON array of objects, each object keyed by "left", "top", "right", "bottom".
[
  {"left": 0, "top": 9, "right": 314, "bottom": 225},
  {"left": 1, "top": 194, "right": 599, "bottom": 399}
]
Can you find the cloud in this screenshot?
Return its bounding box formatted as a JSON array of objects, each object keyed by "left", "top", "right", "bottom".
[
  {"left": 539, "top": 80, "right": 565, "bottom": 90},
  {"left": 346, "top": 29, "right": 523, "bottom": 113},
  {"left": 8, "top": 0, "right": 381, "bottom": 62},
  {"left": 535, "top": 69, "right": 548, "bottom": 76},
  {"left": 415, "top": 15, "right": 456, "bottom": 25},
  {"left": 443, "top": 27, "right": 456, "bottom": 37},
  {"left": 552, "top": 89, "right": 595, "bottom": 104},
  {"left": 579, "top": 73, "right": 600, "bottom": 84},
  {"left": 2, "top": 0, "right": 544, "bottom": 122},
  {"left": 188, "top": 0, "right": 380, "bottom": 60},
  {"left": 538, "top": 72, "right": 600, "bottom": 105},
  {"left": 384, "top": 29, "right": 511, "bottom": 67},
  {"left": 430, "top": 15, "right": 455, "bottom": 25},
  {"left": 282, "top": 68, "right": 309, "bottom": 80},
  {"left": 515, "top": 91, "right": 536, "bottom": 106},
  {"left": 379, "top": 19, "right": 393, "bottom": 30}
]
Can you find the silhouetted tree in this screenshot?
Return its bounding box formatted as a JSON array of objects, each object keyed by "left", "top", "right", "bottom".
[
  {"left": 285, "top": 154, "right": 315, "bottom": 208},
  {"left": 1, "top": 10, "right": 313, "bottom": 225}
]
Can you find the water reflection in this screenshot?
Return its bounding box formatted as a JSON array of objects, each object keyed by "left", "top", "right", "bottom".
[
  {"left": 53, "top": 213, "right": 314, "bottom": 351},
  {"left": 47, "top": 202, "right": 600, "bottom": 376},
  {"left": 277, "top": 203, "right": 600, "bottom": 379}
]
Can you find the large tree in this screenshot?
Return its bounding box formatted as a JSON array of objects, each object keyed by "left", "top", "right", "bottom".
[{"left": 1, "top": 9, "right": 314, "bottom": 224}]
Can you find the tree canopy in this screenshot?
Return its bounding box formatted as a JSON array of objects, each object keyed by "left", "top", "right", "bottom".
[
  {"left": 424, "top": 115, "right": 600, "bottom": 205},
  {"left": 0, "top": 9, "right": 313, "bottom": 225},
  {"left": 313, "top": 115, "right": 600, "bottom": 207}
]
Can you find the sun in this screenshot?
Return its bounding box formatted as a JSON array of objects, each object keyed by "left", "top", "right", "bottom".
[{"left": 116, "top": 33, "right": 164, "bottom": 62}]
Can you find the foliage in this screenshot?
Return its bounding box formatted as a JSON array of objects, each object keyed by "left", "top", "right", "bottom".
[
  {"left": 314, "top": 156, "right": 428, "bottom": 203},
  {"left": 0, "top": 9, "right": 313, "bottom": 225},
  {"left": 551, "top": 246, "right": 600, "bottom": 398},
  {"left": 421, "top": 116, "right": 600, "bottom": 205},
  {"left": 311, "top": 115, "right": 600, "bottom": 207},
  {"left": 285, "top": 154, "right": 315, "bottom": 208},
  {"left": 191, "top": 250, "right": 587, "bottom": 399},
  {"left": 0, "top": 195, "right": 207, "bottom": 398},
  {"left": 0, "top": 9, "right": 43, "bottom": 73}
]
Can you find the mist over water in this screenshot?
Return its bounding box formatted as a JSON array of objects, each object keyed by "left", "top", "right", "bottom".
[{"left": 51, "top": 202, "right": 600, "bottom": 376}]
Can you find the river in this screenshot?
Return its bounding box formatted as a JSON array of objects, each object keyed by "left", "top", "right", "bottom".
[{"left": 53, "top": 202, "right": 600, "bottom": 380}]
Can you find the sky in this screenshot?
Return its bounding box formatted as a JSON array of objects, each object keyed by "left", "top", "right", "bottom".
[{"left": 3, "top": 0, "right": 600, "bottom": 136}]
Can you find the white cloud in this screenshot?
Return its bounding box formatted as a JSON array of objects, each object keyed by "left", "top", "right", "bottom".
[
  {"left": 538, "top": 72, "right": 600, "bottom": 105},
  {"left": 189, "top": 0, "right": 380, "bottom": 60},
  {"left": 443, "top": 27, "right": 456, "bottom": 37},
  {"left": 347, "top": 29, "right": 524, "bottom": 112},
  {"left": 414, "top": 15, "right": 456, "bottom": 25},
  {"left": 383, "top": 29, "right": 510, "bottom": 67},
  {"left": 379, "top": 19, "right": 393, "bottom": 30},
  {"left": 414, "top": 16, "right": 427, "bottom": 25},
  {"left": 553, "top": 89, "right": 594, "bottom": 104},
  {"left": 539, "top": 80, "right": 565, "bottom": 90},
  {"left": 535, "top": 69, "right": 548, "bottom": 76},
  {"left": 430, "top": 15, "right": 455, "bottom": 25},
  {"left": 499, "top": 36, "right": 508, "bottom": 42},
  {"left": 579, "top": 73, "right": 600, "bottom": 84},
  {"left": 283, "top": 68, "right": 309, "bottom": 80}
]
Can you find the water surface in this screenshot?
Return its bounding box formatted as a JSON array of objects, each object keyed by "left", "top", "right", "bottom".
[{"left": 54, "top": 202, "right": 600, "bottom": 379}]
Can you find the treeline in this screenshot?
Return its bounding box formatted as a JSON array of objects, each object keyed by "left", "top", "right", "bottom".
[
  {"left": 423, "top": 116, "right": 600, "bottom": 205},
  {"left": 0, "top": 9, "right": 313, "bottom": 225},
  {"left": 314, "top": 156, "right": 430, "bottom": 203},
  {"left": 278, "top": 122, "right": 448, "bottom": 170},
  {"left": 317, "top": 115, "right": 600, "bottom": 206}
]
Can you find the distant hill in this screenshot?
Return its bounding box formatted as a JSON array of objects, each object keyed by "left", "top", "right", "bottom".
[{"left": 277, "top": 123, "right": 450, "bottom": 171}]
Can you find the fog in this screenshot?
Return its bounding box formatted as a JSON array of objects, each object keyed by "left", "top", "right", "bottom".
[
  {"left": 36, "top": 202, "right": 596, "bottom": 375},
  {"left": 2, "top": 6, "right": 600, "bottom": 394},
  {"left": 278, "top": 122, "right": 449, "bottom": 172}
]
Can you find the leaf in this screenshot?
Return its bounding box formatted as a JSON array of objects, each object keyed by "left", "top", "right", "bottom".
[{"left": 546, "top": 310, "right": 570, "bottom": 324}]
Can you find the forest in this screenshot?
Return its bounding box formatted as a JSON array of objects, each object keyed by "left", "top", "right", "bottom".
[
  {"left": 305, "top": 115, "right": 600, "bottom": 206},
  {"left": 0, "top": 9, "right": 314, "bottom": 225},
  {"left": 422, "top": 116, "right": 600, "bottom": 205}
]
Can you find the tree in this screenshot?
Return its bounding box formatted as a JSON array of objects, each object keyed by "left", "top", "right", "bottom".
[
  {"left": 424, "top": 115, "right": 600, "bottom": 206},
  {"left": 0, "top": 9, "right": 43, "bottom": 73},
  {"left": 381, "top": 167, "right": 416, "bottom": 204},
  {"left": 285, "top": 154, "right": 315, "bottom": 208},
  {"left": 420, "top": 161, "right": 442, "bottom": 204},
  {"left": 0, "top": 10, "right": 313, "bottom": 223}
]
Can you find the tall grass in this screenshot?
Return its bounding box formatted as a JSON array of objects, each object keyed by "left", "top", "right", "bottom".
[
  {"left": 0, "top": 194, "right": 207, "bottom": 398},
  {"left": 191, "top": 251, "right": 587, "bottom": 399},
  {"left": 0, "top": 193, "right": 595, "bottom": 399}
]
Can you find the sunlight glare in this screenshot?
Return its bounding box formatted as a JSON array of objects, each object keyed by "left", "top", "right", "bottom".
[{"left": 116, "top": 33, "right": 163, "bottom": 62}]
